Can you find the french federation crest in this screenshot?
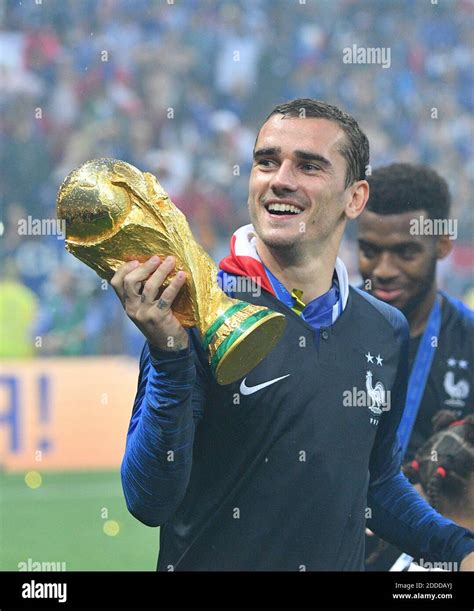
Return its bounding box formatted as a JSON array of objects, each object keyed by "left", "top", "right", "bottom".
[
  {"left": 443, "top": 371, "right": 469, "bottom": 408},
  {"left": 365, "top": 370, "right": 385, "bottom": 415}
]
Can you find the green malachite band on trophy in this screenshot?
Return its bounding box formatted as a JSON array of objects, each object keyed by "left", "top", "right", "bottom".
[
  {"left": 202, "top": 302, "right": 249, "bottom": 351},
  {"left": 209, "top": 309, "right": 275, "bottom": 376}
]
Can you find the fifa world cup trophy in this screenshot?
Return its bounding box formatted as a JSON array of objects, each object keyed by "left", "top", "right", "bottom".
[{"left": 56, "top": 158, "right": 286, "bottom": 385}]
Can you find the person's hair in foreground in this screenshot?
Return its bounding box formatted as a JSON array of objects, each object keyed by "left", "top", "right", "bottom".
[{"left": 404, "top": 410, "right": 474, "bottom": 519}]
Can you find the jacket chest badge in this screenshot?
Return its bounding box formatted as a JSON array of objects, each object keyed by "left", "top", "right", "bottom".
[
  {"left": 365, "top": 371, "right": 386, "bottom": 415},
  {"left": 342, "top": 352, "right": 390, "bottom": 427},
  {"left": 443, "top": 358, "right": 469, "bottom": 408}
]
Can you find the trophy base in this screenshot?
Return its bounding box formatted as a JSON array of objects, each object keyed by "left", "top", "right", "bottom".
[{"left": 202, "top": 304, "right": 286, "bottom": 385}]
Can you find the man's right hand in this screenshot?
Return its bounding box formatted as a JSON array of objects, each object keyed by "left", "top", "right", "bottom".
[{"left": 111, "top": 255, "right": 189, "bottom": 352}]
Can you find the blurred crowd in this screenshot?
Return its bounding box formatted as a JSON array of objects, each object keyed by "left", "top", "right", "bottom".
[{"left": 1, "top": 0, "right": 473, "bottom": 358}]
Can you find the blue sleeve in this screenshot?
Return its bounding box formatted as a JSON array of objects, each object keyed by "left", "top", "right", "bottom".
[
  {"left": 120, "top": 328, "right": 209, "bottom": 527},
  {"left": 367, "top": 312, "right": 474, "bottom": 565}
]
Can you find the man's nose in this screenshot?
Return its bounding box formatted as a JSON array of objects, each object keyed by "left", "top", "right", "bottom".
[
  {"left": 269, "top": 161, "right": 298, "bottom": 193},
  {"left": 373, "top": 252, "right": 400, "bottom": 283}
]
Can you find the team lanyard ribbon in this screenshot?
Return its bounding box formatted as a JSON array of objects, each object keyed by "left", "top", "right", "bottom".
[{"left": 398, "top": 294, "right": 442, "bottom": 458}]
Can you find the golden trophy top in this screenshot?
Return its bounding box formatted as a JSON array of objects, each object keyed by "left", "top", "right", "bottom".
[
  {"left": 56, "top": 158, "right": 233, "bottom": 329},
  {"left": 57, "top": 158, "right": 179, "bottom": 247}
]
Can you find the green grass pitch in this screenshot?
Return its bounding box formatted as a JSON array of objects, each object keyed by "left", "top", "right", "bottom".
[{"left": 0, "top": 470, "right": 159, "bottom": 571}]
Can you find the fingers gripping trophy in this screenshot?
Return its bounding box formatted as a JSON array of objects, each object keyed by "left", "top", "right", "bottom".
[{"left": 56, "top": 158, "right": 286, "bottom": 385}]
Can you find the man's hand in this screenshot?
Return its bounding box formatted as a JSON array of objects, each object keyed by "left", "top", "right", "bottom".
[
  {"left": 111, "top": 255, "right": 189, "bottom": 352},
  {"left": 460, "top": 551, "right": 474, "bottom": 571}
]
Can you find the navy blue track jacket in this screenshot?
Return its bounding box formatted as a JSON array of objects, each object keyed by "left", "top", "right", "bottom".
[{"left": 121, "top": 283, "right": 474, "bottom": 570}]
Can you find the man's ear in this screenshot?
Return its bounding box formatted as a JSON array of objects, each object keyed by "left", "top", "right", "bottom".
[
  {"left": 436, "top": 233, "right": 453, "bottom": 260},
  {"left": 345, "top": 180, "right": 369, "bottom": 220}
]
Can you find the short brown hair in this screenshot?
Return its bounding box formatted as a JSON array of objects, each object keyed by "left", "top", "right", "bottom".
[{"left": 261, "top": 98, "right": 370, "bottom": 189}]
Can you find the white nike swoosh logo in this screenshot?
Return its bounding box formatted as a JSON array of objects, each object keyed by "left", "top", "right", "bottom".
[{"left": 240, "top": 374, "right": 290, "bottom": 395}]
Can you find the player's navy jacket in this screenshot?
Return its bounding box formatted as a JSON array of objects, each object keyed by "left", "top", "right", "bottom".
[
  {"left": 121, "top": 279, "right": 474, "bottom": 570},
  {"left": 406, "top": 293, "right": 473, "bottom": 459}
]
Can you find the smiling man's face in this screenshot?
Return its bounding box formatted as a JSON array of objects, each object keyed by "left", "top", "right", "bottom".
[
  {"left": 358, "top": 209, "right": 438, "bottom": 315},
  {"left": 248, "top": 115, "right": 352, "bottom": 256}
]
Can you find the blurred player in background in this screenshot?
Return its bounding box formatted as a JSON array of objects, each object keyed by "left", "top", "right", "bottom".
[
  {"left": 358, "top": 163, "right": 473, "bottom": 461},
  {"left": 358, "top": 163, "right": 474, "bottom": 570}
]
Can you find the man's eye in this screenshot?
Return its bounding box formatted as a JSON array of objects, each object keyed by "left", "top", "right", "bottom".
[
  {"left": 301, "top": 164, "right": 320, "bottom": 172},
  {"left": 398, "top": 248, "right": 418, "bottom": 260},
  {"left": 360, "top": 245, "right": 377, "bottom": 258},
  {"left": 257, "top": 159, "right": 274, "bottom": 167}
]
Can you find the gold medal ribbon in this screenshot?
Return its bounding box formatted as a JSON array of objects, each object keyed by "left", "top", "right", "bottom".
[{"left": 290, "top": 289, "right": 305, "bottom": 316}]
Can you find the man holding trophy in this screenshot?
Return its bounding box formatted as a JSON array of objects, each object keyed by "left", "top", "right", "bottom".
[{"left": 57, "top": 99, "right": 474, "bottom": 570}]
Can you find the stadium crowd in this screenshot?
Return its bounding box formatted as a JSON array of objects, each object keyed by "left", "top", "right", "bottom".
[{"left": 1, "top": 0, "right": 473, "bottom": 357}]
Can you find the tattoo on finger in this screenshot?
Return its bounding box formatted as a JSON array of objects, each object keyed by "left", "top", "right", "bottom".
[{"left": 157, "top": 298, "right": 168, "bottom": 310}]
